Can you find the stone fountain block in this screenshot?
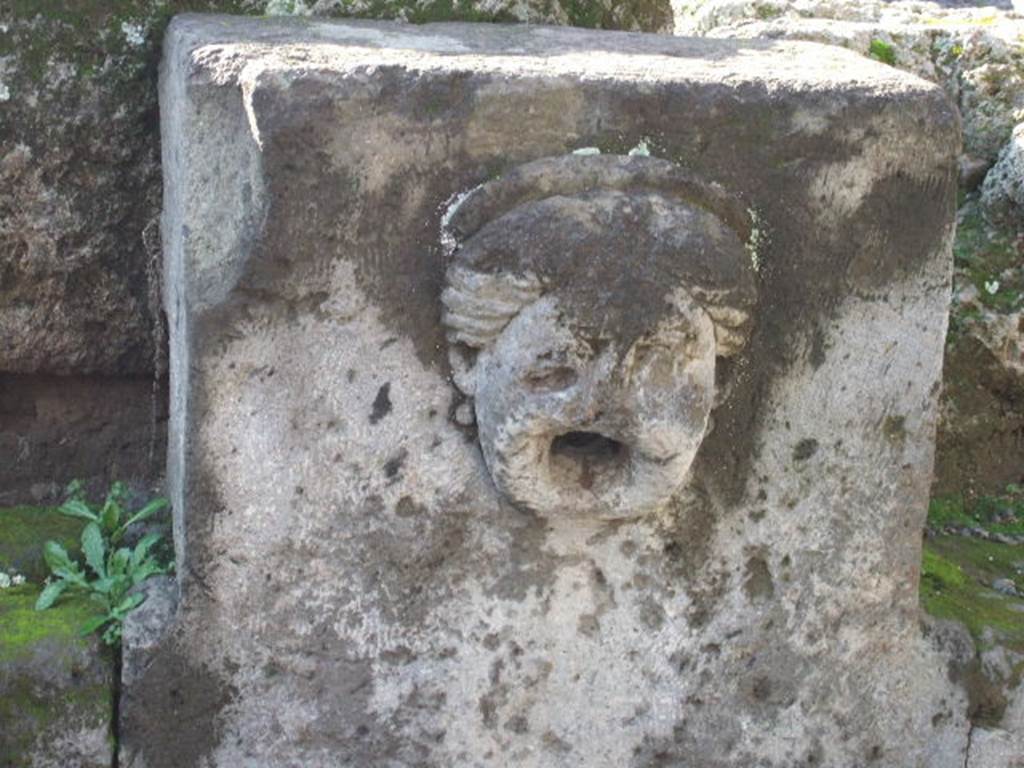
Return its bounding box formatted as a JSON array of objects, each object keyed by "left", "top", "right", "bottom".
[{"left": 134, "top": 14, "right": 966, "bottom": 767}]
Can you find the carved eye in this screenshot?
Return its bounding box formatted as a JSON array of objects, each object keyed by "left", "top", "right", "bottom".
[{"left": 523, "top": 366, "right": 578, "bottom": 392}]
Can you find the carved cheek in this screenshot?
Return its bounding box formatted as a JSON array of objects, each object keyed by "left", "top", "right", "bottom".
[{"left": 630, "top": 342, "right": 712, "bottom": 404}]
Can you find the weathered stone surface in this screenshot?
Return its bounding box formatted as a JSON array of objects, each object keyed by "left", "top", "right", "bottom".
[
  {"left": 673, "top": 1, "right": 1024, "bottom": 169},
  {"left": 0, "top": 0, "right": 671, "bottom": 381},
  {"left": 0, "top": 586, "right": 114, "bottom": 768},
  {"left": 119, "top": 576, "right": 179, "bottom": 768},
  {"left": 121, "top": 576, "right": 178, "bottom": 687},
  {"left": 139, "top": 15, "right": 966, "bottom": 766},
  {"left": 982, "top": 122, "right": 1024, "bottom": 226},
  {"left": 967, "top": 727, "right": 1024, "bottom": 768},
  {"left": 0, "top": 373, "right": 167, "bottom": 506},
  {"left": 0, "top": 3, "right": 172, "bottom": 377},
  {"left": 979, "top": 642, "right": 1024, "bottom": 735},
  {"left": 0, "top": 1, "right": 669, "bottom": 503}
]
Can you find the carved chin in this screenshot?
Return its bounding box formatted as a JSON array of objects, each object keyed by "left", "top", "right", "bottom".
[{"left": 479, "top": 416, "right": 704, "bottom": 520}]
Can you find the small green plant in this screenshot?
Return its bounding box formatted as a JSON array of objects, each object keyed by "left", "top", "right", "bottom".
[
  {"left": 868, "top": 39, "right": 898, "bottom": 66},
  {"left": 35, "top": 481, "right": 172, "bottom": 646}
]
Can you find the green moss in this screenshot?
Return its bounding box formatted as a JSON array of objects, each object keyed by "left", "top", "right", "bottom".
[
  {"left": 928, "top": 495, "right": 977, "bottom": 529},
  {"left": 405, "top": 0, "right": 518, "bottom": 24},
  {"left": 0, "top": 506, "right": 85, "bottom": 583},
  {"left": 0, "top": 675, "right": 112, "bottom": 760},
  {"left": 922, "top": 547, "right": 968, "bottom": 588},
  {"left": 928, "top": 492, "right": 1024, "bottom": 537},
  {"left": 868, "top": 39, "right": 897, "bottom": 67},
  {"left": 882, "top": 415, "right": 906, "bottom": 442},
  {"left": 0, "top": 583, "right": 113, "bottom": 765},
  {"left": 2, "top": 0, "right": 254, "bottom": 85},
  {"left": 319, "top": 0, "right": 516, "bottom": 24},
  {"left": 754, "top": 3, "right": 782, "bottom": 20},
  {"left": 952, "top": 203, "right": 1023, "bottom": 316},
  {"left": 563, "top": 0, "right": 605, "bottom": 28},
  {"left": 921, "top": 537, "right": 1024, "bottom": 652},
  {"left": 0, "top": 584, "right": 99, "bottom": 664}
]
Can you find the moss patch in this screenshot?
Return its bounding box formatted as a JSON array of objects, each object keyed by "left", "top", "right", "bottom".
[
  {"left": 0, "top": 505, "right": 85, "bottom": 583},
  {"left": 0, "top": 587, "right": 113, "bottom": 767},
  {"left": 920, "top": 536, "right": 1024, "bottom": 653},
  {"left": 935, "top": 201, "right": 1024, "bottom": 498},
  {"left": 928, "top": 491, "right": 1024, "bottom": 537},
  {"left": 0, "top": 0, "right": 672, "bottom": 87},
  {"left": 951, "top": 203, "right": 1023, "bottom": 318},
  {"left": 868, "top": 38, "right": 897, "bottom": 66},
  {"left": 0, "top": 674, "right": 112, "bottom": 768},
  {"left": 0, "top": 584, "right": 100, "bottom": 663},
  {"left": 349, "top": 0, "right": 520, "bottom": 24}
]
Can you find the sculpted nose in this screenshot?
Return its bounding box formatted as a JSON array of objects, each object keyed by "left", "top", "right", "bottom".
[{"left": 562, "top": 377, "right": 617, "bottom": 430}]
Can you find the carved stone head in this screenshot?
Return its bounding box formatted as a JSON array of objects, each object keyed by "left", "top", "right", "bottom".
[{"left": 442, "top": 155, "right": 757, "bottom": 520}]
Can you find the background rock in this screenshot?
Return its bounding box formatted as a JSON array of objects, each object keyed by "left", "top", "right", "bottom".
[
  {"left": 673, "top": 0, "right": 1024, "bottom": 175},
  {"left": 278, "top": 0, "right": 673, "bottom": 28},
  {"left": 981, "top": 122, "right": 1024, "bottom": 226},
  {"left": 0, "top": 585, "right": 115, "bottom": 768},
  {"left": 0, "top": 373, "right": 166, "bottom": 505},
  {"left": 121, "top": 575, "right": 177, "bottom": 688},
  {"left": 933, "top": 201, "right": 1024, "bottom": 498}
]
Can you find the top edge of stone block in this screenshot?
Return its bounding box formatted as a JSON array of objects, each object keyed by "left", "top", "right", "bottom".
[{"left": 162, "top": 13, "right": 954, "bottom": 101}]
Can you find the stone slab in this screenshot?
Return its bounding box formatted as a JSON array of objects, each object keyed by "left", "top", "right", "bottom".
[{"left": 138, "top": 15, "right": 965, "bottom": 767}]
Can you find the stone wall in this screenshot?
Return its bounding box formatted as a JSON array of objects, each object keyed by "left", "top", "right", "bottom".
[
  {"left": 1, "top": 4, "right": 1020, "bottom": 765},
  {"left": 136, "top": 15, "right": 968, "bottom": 765},
  {"left": 0, "top": 0, "right": 672, "bottom": 502}
]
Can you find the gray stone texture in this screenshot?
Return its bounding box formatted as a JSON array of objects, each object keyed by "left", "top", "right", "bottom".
[
  {"left": 981, "top": 122, "right": 1024, "bottom": 226},
  {"left": 119, "top": 576, "right": 179, "bottom": 768},
  {"left": 139, "top": 15, "right": 966, "bottom": 767},
  {"left": 0, "top": 5, "right": 168, "bottom": 377},
  {"left": 967, "top": 727, "right": 1024, "bottom": 768}
]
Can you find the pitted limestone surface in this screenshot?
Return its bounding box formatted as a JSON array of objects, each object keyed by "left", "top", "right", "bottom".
[{"left": 137, "top": 16, "right": 968, "bottom": 768}]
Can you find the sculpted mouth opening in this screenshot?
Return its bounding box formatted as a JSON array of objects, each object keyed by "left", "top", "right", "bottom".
[{"left": 549, "top": 431, "right": 629, "bottom": 491}]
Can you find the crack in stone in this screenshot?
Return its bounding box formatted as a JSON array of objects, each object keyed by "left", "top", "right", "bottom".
[{"left": 963, "top": 721, "right": 975, "bottom": 768}]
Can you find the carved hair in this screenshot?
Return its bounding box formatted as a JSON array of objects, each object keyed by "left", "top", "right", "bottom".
[{"left": 441, "top": 155, "right": 758, "bottom": 372}]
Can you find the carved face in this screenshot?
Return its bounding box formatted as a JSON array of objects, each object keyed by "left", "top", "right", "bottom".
[
  {"left": 472, "top": 291, "right": 716, "bottom": 520},
  {"left": 442, "top": 154, "right": 757, "bottom": 520}
]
